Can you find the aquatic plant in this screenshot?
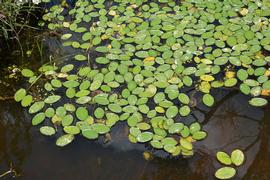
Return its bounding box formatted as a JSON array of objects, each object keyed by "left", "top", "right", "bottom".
[
  {"left": 0, "top": 0, "right": 42, "bottom": 54},
  {"left": 215, "top": 149, "right": 245, "bottom": 179},
  {"left": 14, "top": 0, "right": 270, "bottom": 160}
]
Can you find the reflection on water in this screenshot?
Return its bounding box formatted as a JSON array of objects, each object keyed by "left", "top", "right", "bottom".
[{"left": 0, "top": 88, "right": 269, "bottom": 179}]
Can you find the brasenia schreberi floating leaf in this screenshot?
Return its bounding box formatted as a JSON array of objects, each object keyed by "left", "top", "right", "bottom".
[
  {"left": 215, "top": 167, "right": 236, "bottom": 180},
  {"left": 231, "top": 149, "right": 245, "bottom": 166}
]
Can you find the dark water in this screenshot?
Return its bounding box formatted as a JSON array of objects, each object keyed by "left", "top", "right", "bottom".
[{"left": 0, "top": 36, "right": 270, "bottom": 180}]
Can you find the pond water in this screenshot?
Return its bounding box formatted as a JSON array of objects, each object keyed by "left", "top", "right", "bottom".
[{"left": 0, "top": 35, "right": 270, "bottom": 180}]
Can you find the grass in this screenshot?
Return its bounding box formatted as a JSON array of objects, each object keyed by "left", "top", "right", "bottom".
[{"left": 0, "top": 0, "right": 42, "bottom": 55}]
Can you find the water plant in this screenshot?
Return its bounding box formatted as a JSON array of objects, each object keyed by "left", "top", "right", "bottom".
[
  {"left": 215, "top": 149, "right": 245, "bottom": 179},
  {"left": 14, "top": 0, "right": 270, "bottom": 159}
]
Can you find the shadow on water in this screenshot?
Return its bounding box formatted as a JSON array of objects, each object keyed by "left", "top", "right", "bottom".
[{"left": 0, "top": 35, "right": 270, "bottom": 180}]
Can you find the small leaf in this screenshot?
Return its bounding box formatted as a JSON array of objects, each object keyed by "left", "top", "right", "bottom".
[
  {"left": 29, "top": 101, "right": 45, "bottom": 114},
  {"left": 14, "top": 88, "right": 26, "bottom": 102},
  {"left": 215, "top": 167, "right": 236, "bottom": 180},
  {"left": 40, "top": 126, "right": 56, "bottom": 136},
  {"left": 249, "top": 97, "right": 268, "bottom": 107},
  {"left": 75, "top": 54, "right": 87, "bottom": 61},
  {"left": 231, "top": 149, "right": 245, "bottom": 166},
  {"left": 44, "top": 95, "right": 61, "bottom": 104},
  {"left": 21, "top": 69, "right": 34, "bottom": 77},
  {"left": 137, "top": 132, "right": 153, "bottom": 142},
  {"left": 56, "top": 134, "right": 74, "bottom": 147},
  {"left": 203, "top": 94, "right": 214, "bottom": 107},
  {"left": 32, "top": 113, "right": 46, "bottom": 125},
  {"left": 21, "top": 95, "right": 33, "bottom": 107},
  {"left": 217, "top": 151, "right": 232, "bottom": 165}
]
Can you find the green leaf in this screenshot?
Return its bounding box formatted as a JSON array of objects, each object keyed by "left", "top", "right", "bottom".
[
  {"left": 44, "top": 95, "right": 61, "bottom": 104},
  {"left": 216, "top": 151, "right": 232, "bottom": 165},
  {"left": 21, "top": 95, "right": 33, "bottom": 107},
  {"left": 14, "top": 88, "right": 26, "bottom": 102},
  {"left": 75, "top": 54, "right": 87, "bottom": 61},
  {"left": 91, "top": 123, "right": 110, "bottom": 134},
  {"left": 32, "top": 113, "right": 46, "bottom": 125},
  {"left": 215, "top": 167, "right": 236, "bottom": 180},
  {"left": 180, "top": 138, "right": 192, "bottom": 150},
  {"left": 168, "top": 123, "right": 184, "bottom": 134},
  {"left": 94, "top": 107, "right": 105, "bottom": 119},
  {"left": 56, "top": 134, "right": 74, "bottom": 147},
  {"left": 40, "top": 126, "right": 56, "bottom": 136},
  {"left": 29, "top": 101, "right": 45, "bottom": 114},
  {"left": 231, "top": 149, "right": 245, "bottom": 166},
  {"left": 189, "top": 122, "right": 201, "bottom": 134},
  {"left": 76, "top": 107, "right": 88, "bottom": 121},
  {"left": 192, "top": 131, "right": 207, "bottom": 140},
  {"left": 21, "top": 69, "right": 34, "bottom": 77},
  {"left": 166, "top": 106, "right": 178, "bottom": 118},
  {"left": 137, "top": 132, "right": 153, "bottom": 143},
  {"left": 82, "top": 128, "right": 98, "bottom": 139},
  {"left": 108, "top": 103, "right": 122, "bottom": 113},
  {"left": 249, "top": 97, "right": 268, "bottom": 107},
  {"left": 202, "top": 94, "right": 214, "bottom": 107},
  {"left": 64, "top": 126, "right": 80, "bottom": 135}
]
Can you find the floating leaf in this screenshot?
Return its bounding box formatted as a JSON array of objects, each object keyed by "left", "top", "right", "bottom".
[
  {"left": 21, "top": 95, "right": 33, "bottom": 107},
  {"left": 180, "top": 138, "right": 192, "bottom": 150},
  {"left": 215, "top": 167, "right": 236, "bottom": 180},
  {"left": 14, "top": 88, "right": 26, "bottom": 102},
  {"left": 82, "top": 128, "right": 98, "bottom": 139},
  {"left": 29, "top": 101, "right": 45, "bottom": 114},
  {"left": 192, "top": 131, "right": 207, "bottom": 140},
  {"left": 94, "top": 107, "right": 105, "bottom": 119},
  {"left": 202, "top": 94, "right": 214, "bottom": 107},
  {"left": 75, "top": 54, "right": 87, "bottom": 61},
  {"left": 217, "top": 151, "right": 232, "bottom": 165},
  {"left": 32, "top": 113, "right": 46, "bottom": 125},
  {"left": 166, "top": 106, "right": 178, "bottom": 118},
  {"left": 44, "top": 95, "right": 61, "bottom": 104},
  {"left": 137, "top": 132, "right": 153, "bottom": 143},
  {"left": 40, "top": 126, "right": 56, "bottom": 136},
  {"left": 168, "top": 123, "right": 184, "bottom": 134},
  {"left": 249, "top": 97, "right": 268, "bottom": 107},
  {"left": 56, "top": 134, "right": 74, "bottom": 147},
  {"left": 91, "top": 123, "right": 110, "bottom": 134},
  {"left": 231, "top": 149, "right": 245, "bottom": 166},
  {"left": 76, "top": 107, "right": 88, "bottom": 121},
  {"left": 21, "top": 69, "right": 34, "bottom": 77},
  {"left": 64, "top": 126, "right": 80, "bottom": 135}
]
